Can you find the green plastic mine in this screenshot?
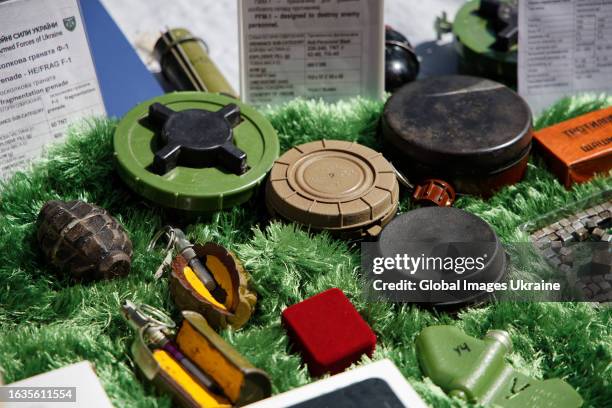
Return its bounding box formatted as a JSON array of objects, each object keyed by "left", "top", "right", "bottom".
[
  {"left": 113, "top": 92, "right": 279, "bottom": 212},
  {"left": 416, "top": 326, "right": 583, "bottom": 408},
  {"left": 452, "top": 0, "right": 517, "bottom": 86}
]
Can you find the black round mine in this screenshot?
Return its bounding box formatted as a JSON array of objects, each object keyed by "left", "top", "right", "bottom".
[
  {"left": 371, "top": 207, "right": 507, "bottom": 308},
  {"left": 380, "top": 75, "right": 533, "bottom": 196}
]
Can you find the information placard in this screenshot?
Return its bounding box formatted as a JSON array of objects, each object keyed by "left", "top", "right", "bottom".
[
  {"left": 0, "top": 0, "right": 105, "bottom": 179},
  {"left": 518, "top": 0, "right": 612, "bottom": 114},
  {"left": 238, "top": 0, "right": 384, "bottom": 105}
]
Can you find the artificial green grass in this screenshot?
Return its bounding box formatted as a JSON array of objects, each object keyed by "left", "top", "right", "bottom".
[{"left": 0, "top": 94, "right": 611, "bottom": 407}]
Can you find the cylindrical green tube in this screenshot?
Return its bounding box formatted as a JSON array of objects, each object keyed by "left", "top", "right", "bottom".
[{"left": 154, "top": 28, "right": 237, "bottom": 98}]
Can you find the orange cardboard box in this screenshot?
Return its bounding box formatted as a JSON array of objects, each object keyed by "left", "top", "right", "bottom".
[{"left": 534, "top": 107, "right": 612, "bottom": 187}]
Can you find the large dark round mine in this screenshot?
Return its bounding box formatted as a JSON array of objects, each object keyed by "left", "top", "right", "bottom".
[
  {"left": 372, "top": 207, "right": 506, "bottom": 308},
  {"left": 380, "top": 75, "right": 532, "bottom": 196}
]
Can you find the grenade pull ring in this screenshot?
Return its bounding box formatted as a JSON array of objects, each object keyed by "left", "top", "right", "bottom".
[
  {"left": 148, "top": 225, "right": 177, "bottom": 279},
  {"left": 121, "top": 299, "right": 176, "bottom": 334},
  {"left": 148, "top": 226, "right": 177, "bottom": 258},
  {"left": 148, "top": 226, "right": 227, "bottom": 303}
]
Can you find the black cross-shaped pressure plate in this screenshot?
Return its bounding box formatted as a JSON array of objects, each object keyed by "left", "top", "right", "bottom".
[{"left": 147, "top": 102, "right": 247, "bottom": 175}]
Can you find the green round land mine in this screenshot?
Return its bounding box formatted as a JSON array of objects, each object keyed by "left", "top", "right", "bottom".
[
  {"left": 114, "top": 92, "right": 279, "bottom": 212},
  {"left": 453, "top": 0, "right": 517, "bottom": 63}
]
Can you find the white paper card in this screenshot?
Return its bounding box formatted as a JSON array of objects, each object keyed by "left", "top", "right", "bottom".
[
  {"left": 244, "top": 359, "right": 428, "bottom": 408},
  {"left": 518, "top": 0, "right": 612, "bottom": 114},
  {"left": 238, "top": 0, "right": 384, "bottom": 105},
  {"left": 4, "top": 361, "right": 114, "bottom": 408},
  {"left": 0, "top": 0, "right": 105, "bottom": 180}
]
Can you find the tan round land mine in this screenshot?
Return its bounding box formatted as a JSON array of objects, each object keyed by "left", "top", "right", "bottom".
[{"left": 266, "top": 140, "right": 399, "bottom": 238}]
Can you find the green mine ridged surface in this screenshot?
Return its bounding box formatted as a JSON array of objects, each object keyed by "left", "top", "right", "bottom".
[{"left": 114, "top": 92, "right": 279, "bottom": 212}]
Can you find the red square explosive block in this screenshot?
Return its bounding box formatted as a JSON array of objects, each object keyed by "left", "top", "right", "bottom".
[{"left": 281, "top": 288, "right": 377, "bottom": 377}]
